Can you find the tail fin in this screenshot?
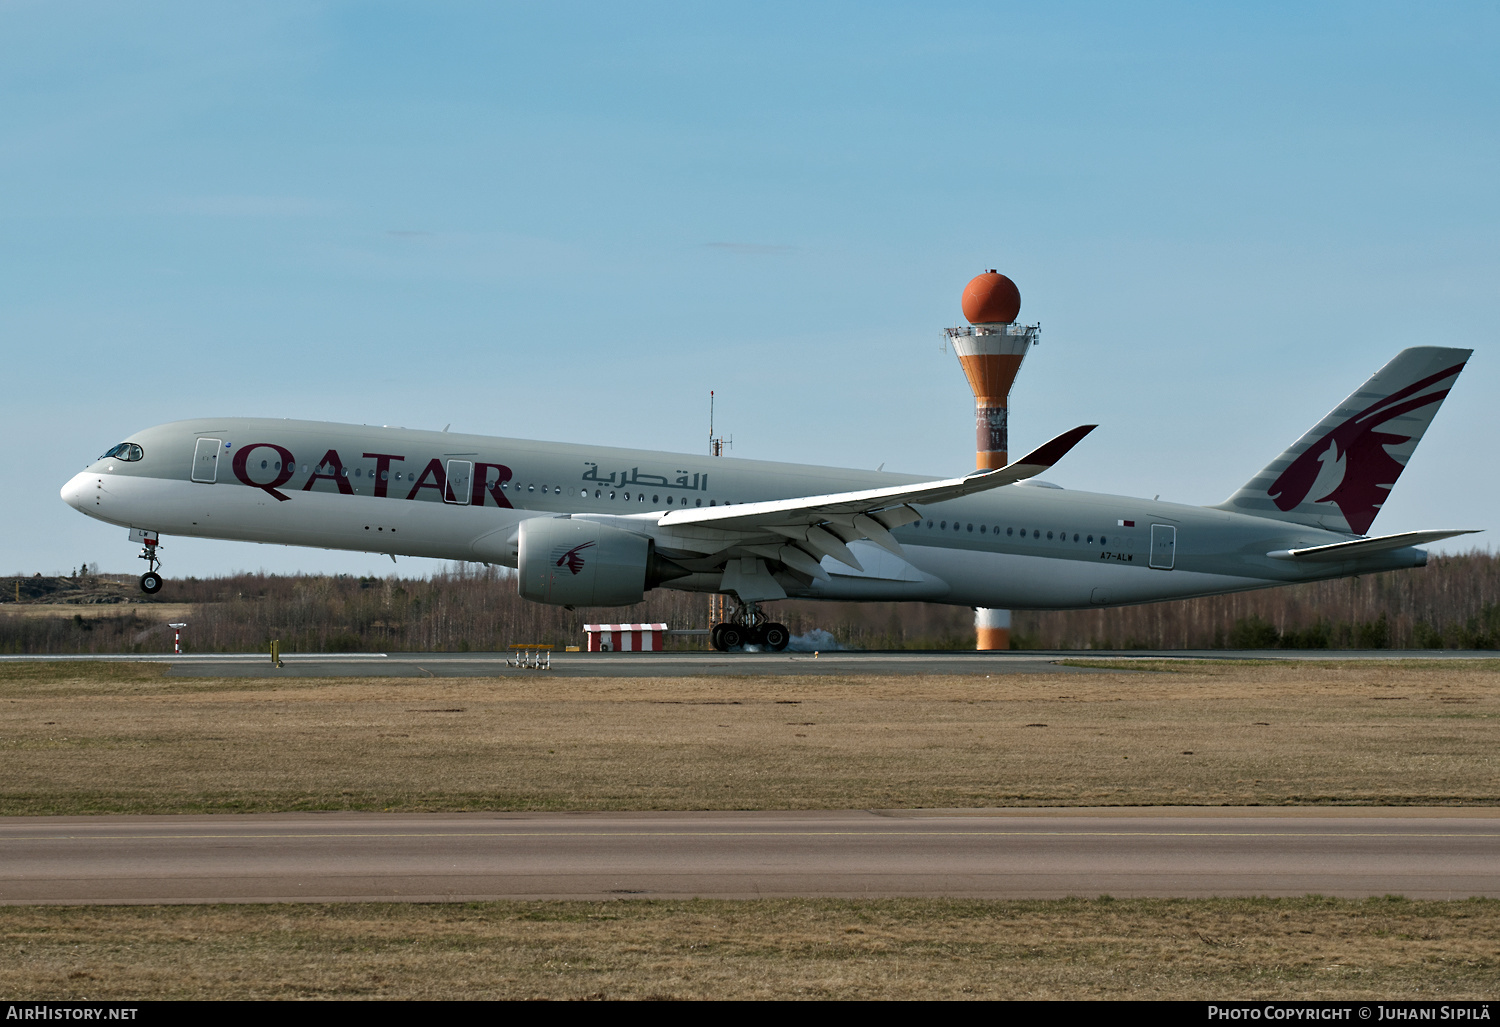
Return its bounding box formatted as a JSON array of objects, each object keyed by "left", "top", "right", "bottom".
[{"left": 1213, "top": 347, "right": 1470, "bottom": 534}]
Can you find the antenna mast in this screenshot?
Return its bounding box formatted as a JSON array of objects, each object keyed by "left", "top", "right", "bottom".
[{"left": 709, "top": 390, "right": 730, "bottom": 457}]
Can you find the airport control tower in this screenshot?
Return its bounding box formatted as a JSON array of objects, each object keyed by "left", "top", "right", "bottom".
[{"left": 946, "top": 270, "right": 1040, "bottom": 650}]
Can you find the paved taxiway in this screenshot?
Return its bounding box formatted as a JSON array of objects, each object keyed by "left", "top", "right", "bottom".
[
  {"left": 4, "top": 809, "right": 1496, "bottom": 905},
  {"left": 1, "top": 649, "right": 1492, "bottom": 677}
]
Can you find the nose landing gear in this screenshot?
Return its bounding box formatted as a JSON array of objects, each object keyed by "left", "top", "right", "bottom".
[
  {"left": 135, "top": 531, "right": 164, "bottom": 594},
  {"left": 710, "top": 599, "right": 790, "bottom": 652}
]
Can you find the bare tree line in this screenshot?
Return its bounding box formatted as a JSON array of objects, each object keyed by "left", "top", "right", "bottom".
[
  {"left": 1, "top": 551, "right": 1496, "bottom": 653},
  {"left": 1008, "top": 551, "right": 1500, "bottom": 650}
]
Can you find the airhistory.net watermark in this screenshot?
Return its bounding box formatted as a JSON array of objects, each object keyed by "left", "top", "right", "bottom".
[{"left": 5, "top": 1008, "right": 138, "bottom": 1021}]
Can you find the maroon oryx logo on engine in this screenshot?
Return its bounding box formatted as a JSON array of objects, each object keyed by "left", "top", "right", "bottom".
[
  {"left": 554, "top": 541, "right": 596, "bottom": 575},
  {"left": 1268, "top": 362, "right": 1463, "bottom": 534}
]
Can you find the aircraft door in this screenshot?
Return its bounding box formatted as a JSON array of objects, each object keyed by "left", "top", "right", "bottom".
[
  {"left": 445, "top": 460, "right": 473, "bottom": 505},
  {"left": 1149, "top": 524, "right": 1176, "bottom": 570},
  {"left": 191, "top": 438, "right": 222, "bottom": 483}
]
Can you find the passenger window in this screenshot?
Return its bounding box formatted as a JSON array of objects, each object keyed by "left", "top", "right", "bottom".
[
  {"left": 653, "top": 494, "right": 659, "bottom": 503},
  {"left": 966, "top": 523, "right": 973, "bottom": 532},
  {"left": 940, "top": 521, "right": 946, "bottom": 529},
  {"left": 696, "top": 498, "right": 702, "bottom": 507}
]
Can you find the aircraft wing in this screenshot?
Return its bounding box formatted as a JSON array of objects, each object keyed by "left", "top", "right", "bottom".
[{"left": 653, "top": 425, "right": 1095, "bottom": 574}]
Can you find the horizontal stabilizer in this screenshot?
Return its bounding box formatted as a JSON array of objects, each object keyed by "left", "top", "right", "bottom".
[{"left": 1267, "top": 529, "right": 1480, "bottom": 562}]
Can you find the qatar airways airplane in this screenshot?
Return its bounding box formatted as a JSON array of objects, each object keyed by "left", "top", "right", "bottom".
[{"left": 61, "top": 347, "right": 1475, "bottom": 651}]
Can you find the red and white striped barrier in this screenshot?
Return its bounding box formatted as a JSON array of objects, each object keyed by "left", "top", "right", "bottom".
[{"left": 584, "top": 623, "right": 668, "bottom": 652}]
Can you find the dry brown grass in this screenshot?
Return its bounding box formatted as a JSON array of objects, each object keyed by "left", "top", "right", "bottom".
[
  {"left": 1, "top": 660, "right": 1497, "bottom": 815},
  {"left": 2, "top": 603, "right": 195, "bottom": 621},
  {"left": 1, "top": 897, "right": 1496, "bottom": 1000}
]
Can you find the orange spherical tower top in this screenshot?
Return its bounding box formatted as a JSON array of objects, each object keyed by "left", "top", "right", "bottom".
[{"left": 961, "top": 270, "right": 1021, "bottom": 325}]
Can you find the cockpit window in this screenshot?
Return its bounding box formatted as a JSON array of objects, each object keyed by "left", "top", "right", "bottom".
[{"left": 101, "top": 443, "right": 144, "bottom": 462}]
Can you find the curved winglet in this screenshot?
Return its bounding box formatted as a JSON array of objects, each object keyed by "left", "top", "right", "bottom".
[{"left": 1011, "top": 424, "right": 1098, "bottom": 472}]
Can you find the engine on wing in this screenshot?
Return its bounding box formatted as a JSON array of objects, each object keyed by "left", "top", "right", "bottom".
[{"left": 517, "top": 516, "right": 689, "bottom": 607}]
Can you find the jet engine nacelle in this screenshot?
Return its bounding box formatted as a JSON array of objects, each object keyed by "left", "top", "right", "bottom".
[{"left": 517, "top": 516, "right": 686, "bottom": 607}]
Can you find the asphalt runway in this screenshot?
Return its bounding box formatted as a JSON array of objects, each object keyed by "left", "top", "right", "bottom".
[
  {"left": 1, "top": 649, "right": 1493, "bottom": 677},
  {"left": 4, "top": 809, "right": 1496, "bottom": 905}
]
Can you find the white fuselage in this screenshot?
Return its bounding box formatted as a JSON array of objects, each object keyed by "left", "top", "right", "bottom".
[{"left": 61, "top": 417, "right": 1424, "bottom": 610}]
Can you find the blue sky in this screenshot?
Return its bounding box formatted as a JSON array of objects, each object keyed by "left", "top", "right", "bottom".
[{"left": 3, "top": 2, "right": 1495, "bottom": 577}]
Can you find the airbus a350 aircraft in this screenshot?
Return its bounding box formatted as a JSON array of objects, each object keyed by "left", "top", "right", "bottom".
[{"left": 61, "top": 347, "right": 1476, "bottom": 651}]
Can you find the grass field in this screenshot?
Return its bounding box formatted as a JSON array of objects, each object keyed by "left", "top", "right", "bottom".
[
  {"left": 2, "top": 897, "right": 1496, "bottom": 1000},
  {"left": 4, "top": 660, "right": 1497, "bottom": 1000},
  {"left": 1, "top": 659, "right": 1496, "bottom": 815},
  {"left": 1, "top": 603, "right": 195, "bottom": 621}
]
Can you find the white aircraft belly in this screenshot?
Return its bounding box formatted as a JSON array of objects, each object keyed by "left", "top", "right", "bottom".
[
  {"left": 901, "top": 544, "right": 1268, "bottom": 610},
  {"left": 85, "top": 474, "right": 525, "bottom": 561}
]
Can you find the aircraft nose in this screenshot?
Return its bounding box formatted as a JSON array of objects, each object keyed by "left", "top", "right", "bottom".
[{"left": 60, "top": 471, "right": 94, "bottom": 512}]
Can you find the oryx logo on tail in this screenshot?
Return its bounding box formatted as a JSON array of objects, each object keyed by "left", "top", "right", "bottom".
[
  {"left": 1267, "top": 362, "right": 1463, "bottom": 534},
  {"left": 1215, "top": 347, "right": 1470, "bottom": 534},
  {"left": 554, "top": 541, "right": 595, "bottom": 575}
]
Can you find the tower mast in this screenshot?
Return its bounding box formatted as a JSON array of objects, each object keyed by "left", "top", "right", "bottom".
[{"left": 947, "top": 270, "right": 1039, "bottom": 650}]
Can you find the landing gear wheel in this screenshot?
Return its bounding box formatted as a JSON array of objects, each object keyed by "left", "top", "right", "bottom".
[
  {"left": 139, "top": 572, "right": 163, "bottom": 595},
  {"left": 762, "top": 623, "right": 790, "bottom": 652},
  {"left": 718, "top": 624, "right": 744, "bottom": 650},
  {"left": 710, "top": 624, "right": 729, "bottom": 652}
]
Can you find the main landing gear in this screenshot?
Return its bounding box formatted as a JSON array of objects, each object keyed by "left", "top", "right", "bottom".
[
  {"left": 137, "top": 532, "right": 163, "bottom": 594},
  {"left": 710, "top": 600, "right": 790, "bottom": 652}
]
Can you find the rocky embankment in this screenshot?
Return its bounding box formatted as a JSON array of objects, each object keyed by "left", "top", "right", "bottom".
[{"left": 0, "top": 575, "right": 167, "bottom": 607}]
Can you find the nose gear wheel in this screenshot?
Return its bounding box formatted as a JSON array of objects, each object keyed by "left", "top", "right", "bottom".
[{"left": 137, "top": 537, "right": 164, "bottom": 594}]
